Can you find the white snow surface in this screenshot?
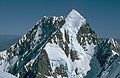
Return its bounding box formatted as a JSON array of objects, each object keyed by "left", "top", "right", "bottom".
[
  {"left": 61, "top": 9, "right": 85, "bottom": 42},
  {"left": 108, "top": 37, "right": 115, "bottom": 44},
  {"left": 0, "top": 50, "right": 19, "bottom": 72},
  {"left": 45, "top": 43, "right": 73, "bottom": 75},
  {"left": 0, "top": 71, "right": 18, "bottom": 78},
  {"left": 61, "top": 9, "right": 86, "bottom": 60},
  {"left": 44, "top": 9, "right": 96, "bottom": 78},
  {"left": 112, "top": 50, "right": 119, "bottom": 55},
  {"left": 0, "top": 50, "right": 8, "bottom": 71},
  {"left": 85, "top": 43, "right": 96, "bottom": 57}
]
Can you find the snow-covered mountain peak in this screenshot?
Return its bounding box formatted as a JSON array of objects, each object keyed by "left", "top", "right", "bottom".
[
  {"left": 1, "top": 9, "right": 120, "bottom": 78},
  {"left": 107, "top": 37, "right": 117, "bottom": 47},
  {"left": 67, "top": 9, "right": 85, "bottom": 21},
  {"left": 107, "top": 37, "right": 119, "bottom": 47},
  {"left": 60, "top": 9, "right": 86, "bottom": 38},
  {"left": 108, "top": 37, "right": 115, "bottom": 43},
  {"left": 0, "top": 9, "right": 98, "bottom": 78},
  {"left": 107, "top": 37, "right": 120, "bottom": 54},
  {"left": 64, "top": 9, "right": 86, "bottom": 29}
]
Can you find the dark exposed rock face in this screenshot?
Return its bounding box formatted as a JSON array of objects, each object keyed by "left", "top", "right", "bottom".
[
  {"left": 33, "top": 49, "right": 51, "bottom": 78},
  {"left": 54, "top": 64, "right": 68, "bottom": 77},
  {"left": 70, "top": 50, "right": 79, "bottom": 62},
  {"left": 84, "top": 38, "right": 120, "bottom": 78},
  {"left": 94, "top": 38, "right": 119, "bottom": 77},
  {"left": 77, "top": 22, "right": 98, "bottom": 50},
  {"left": 95, "top": 39, "right": 119, "bottom": 67}
]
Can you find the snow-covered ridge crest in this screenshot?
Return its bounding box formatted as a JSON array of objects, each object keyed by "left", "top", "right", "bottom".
[
  {"left": 62, "top": 9, "right": 86, "bottom": 33},
  {"left": 108, "top": 37, "right": 119, "bottom": 47},
  {"left": 108, "top": 37, "right": 115, "bottom": 43},
  {"left": 60, "top": 9, "right": 87, "bottom": 60},
  {"left": 61, "top": 9, "right": 86, "bottom": 42},
  {"left": 67, "top": 9, "right": 85, "bottom": 22}
]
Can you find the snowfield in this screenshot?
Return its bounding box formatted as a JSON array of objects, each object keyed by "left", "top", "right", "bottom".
[{"left": 0, "top": 71, "right": 18, "bottom": 78}]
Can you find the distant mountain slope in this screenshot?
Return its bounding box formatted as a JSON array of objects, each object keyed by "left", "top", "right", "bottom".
[{"left": 0, "top": 35, "right": 20, "bottom": 51}]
